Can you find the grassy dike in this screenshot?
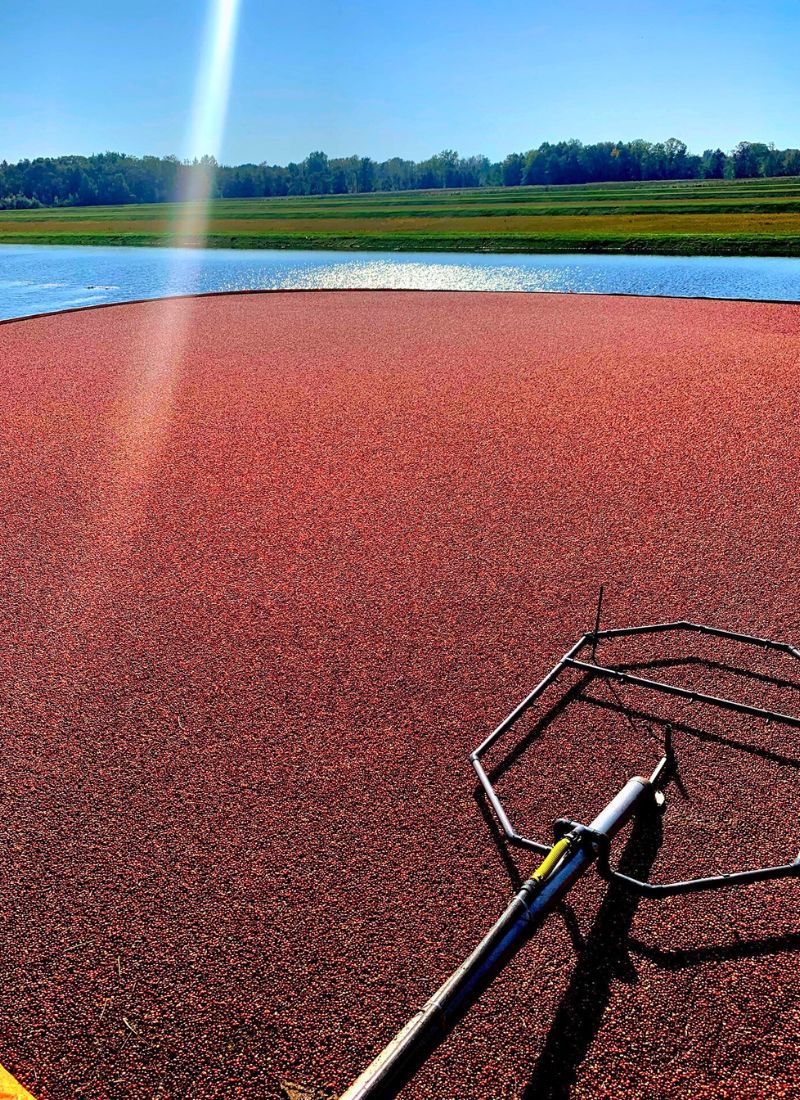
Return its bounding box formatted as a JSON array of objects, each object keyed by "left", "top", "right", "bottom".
[{"left": 4, "top": 175, "right": 800, "bottom": 255}]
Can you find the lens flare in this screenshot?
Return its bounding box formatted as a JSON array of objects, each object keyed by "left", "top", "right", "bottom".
[
  {"left": 48, "top": 0, "right": 243, "bottom": 696},
  {"left": 176, "top": 0, "right": 243, "bottom": 245},
  {"left": 122, "top": 0, "right": 243, "bottom": 495}
]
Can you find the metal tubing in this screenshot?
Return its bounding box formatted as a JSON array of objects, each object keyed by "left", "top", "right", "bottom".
[
  {"left": 594, "top": 621, "right": 800, "bottom": 659},
  {"left": 593, "top": 620, "right": 696, "bottom": 639},
  {"left": 469, "top": 618, "right": 800, "bottom": 902},
  {"left": 604, "top": 860, "right": 800, "bottom": 897},
  {"left": 564, "top": 658, "right": 800, "bottom": 728},
  {"left": 676, "top": 622, "right": 800, "bottom": 655},
  {"left": 340, "top": 775, "right": 656, "bottom": 1100},
  {"left": 471, "top": 635, "right": 589, "bottom": 760},
  {"left": 591, "top": 586, "right": 604, "bottom": 661},
  {"left": 339, "top": 851, "right": 589, "bottom": 1100},
  {"left": 470, "top": 757, "right": 538, "bottom": 850},
  {"left": 589, "top": 776, "right": 652, "bottom": 837}
]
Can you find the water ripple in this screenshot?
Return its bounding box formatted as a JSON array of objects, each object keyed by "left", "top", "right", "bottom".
[{"left": 2, "top": 244, "right": 800, "bottom": 321}]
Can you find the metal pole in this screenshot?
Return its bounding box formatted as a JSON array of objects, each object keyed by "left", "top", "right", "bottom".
[
  {"left": 340, "top": 774, "right": 659, "bottom": 1100},
  {"left": 565, "top": 658, "right": 800, "bottom": 728},
  {"left": 591, "top": 585, "right": 604, "bottom": 662},
  {"left": 471, "top": 635, "right": 589, "bottom": 761}
]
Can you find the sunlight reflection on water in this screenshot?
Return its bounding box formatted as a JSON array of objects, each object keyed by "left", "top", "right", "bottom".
[
  {"left": 2, "top": 244, "right": 800, "bottom": 321},
  {"left": 276, "top": 258, "right": 568, "bottom": 292}
]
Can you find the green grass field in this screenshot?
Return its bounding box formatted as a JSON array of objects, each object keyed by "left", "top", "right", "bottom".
[{"left": 4, "top": 175, "right": 800, "bottom": 254}]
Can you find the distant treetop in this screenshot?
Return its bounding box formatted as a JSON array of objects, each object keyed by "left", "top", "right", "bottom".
[{"left": 1, "top": 140, "right": 798, "bottom": 209}]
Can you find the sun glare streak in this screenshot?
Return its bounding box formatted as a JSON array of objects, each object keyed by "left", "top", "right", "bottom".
[
  {"left": 176, "top": 0, "right": 243, "bottom": 245},
  {"left": 46, "top": 0, "right": 244, "bottom": 698},
  {"left": 186, "top": 0, "right": 242, "bottom": 172},
  {"left": 122, "top": 0, "right": 243, "bottom": 492}
]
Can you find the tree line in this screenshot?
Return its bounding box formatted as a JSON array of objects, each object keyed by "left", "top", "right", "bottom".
[{"left": 2, "top": 139, "right": 799, "bottom": 209}]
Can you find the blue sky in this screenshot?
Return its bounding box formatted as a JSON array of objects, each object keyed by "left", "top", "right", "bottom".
[{"left": 1, "top": 0, "right": 798, "bottom": 165}]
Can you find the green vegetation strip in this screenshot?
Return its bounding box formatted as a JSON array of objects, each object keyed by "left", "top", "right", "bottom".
[{"left": 4, "top": 175, "right": 800, "bottom": 256}]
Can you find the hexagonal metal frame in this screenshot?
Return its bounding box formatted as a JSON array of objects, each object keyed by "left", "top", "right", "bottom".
[{"left": 470, "top": 620, "right": 800, "bottom": 896}]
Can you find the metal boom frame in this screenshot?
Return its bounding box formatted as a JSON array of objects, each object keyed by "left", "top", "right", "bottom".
[
  {"left": 471, "top": 619, "right": 800, "bottom": 896},
  {"left": 341, "top": 618, "right": 800, "bottom": 1100}
]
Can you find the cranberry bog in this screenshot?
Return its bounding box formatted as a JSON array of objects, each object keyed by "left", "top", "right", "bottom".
[{"left": 0, "top": 289, "right": 798, "bottom": 1099}]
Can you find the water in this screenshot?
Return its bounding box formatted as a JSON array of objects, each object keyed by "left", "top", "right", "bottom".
[{"left": 2, "top": 243, "right": 800, "bottom": 322}]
